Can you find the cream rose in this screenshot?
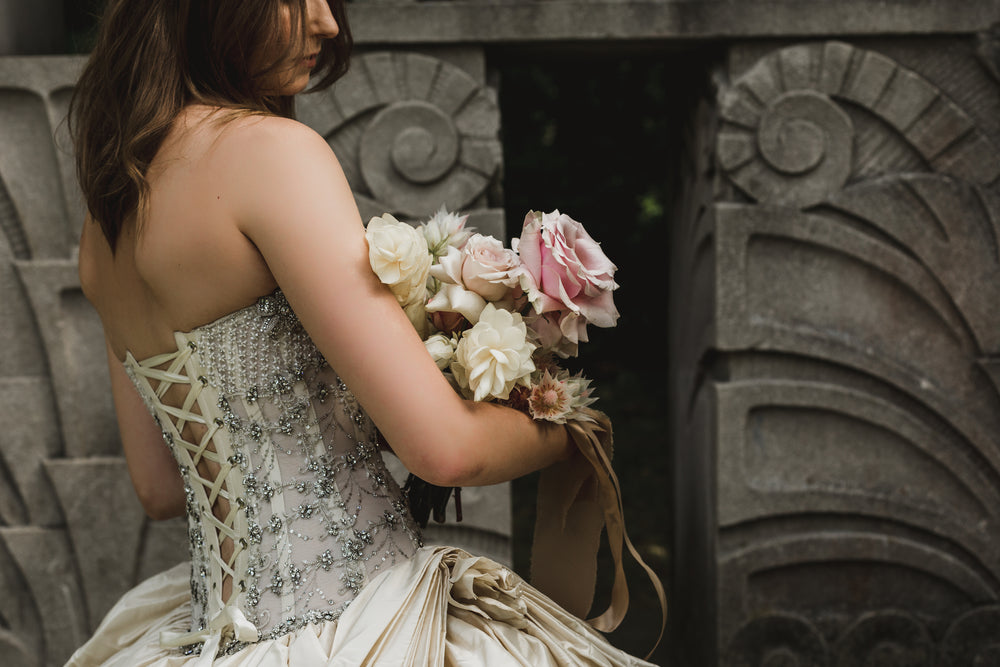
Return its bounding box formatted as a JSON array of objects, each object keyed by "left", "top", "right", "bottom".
[
  {"left": 460, "top": 234, "right": 520, "bottom": 302},
  {"left": 451, "top": 304, "right": 536, "bottom": 401},
  {"left": 425, "top": 282, "right": 487, "bottom": 325},
  {"left": 366, "top": 214, "right": 432, "bottom": 307},
  {"left": 424, "top": 334, "right": 456, "bottom": 370}
]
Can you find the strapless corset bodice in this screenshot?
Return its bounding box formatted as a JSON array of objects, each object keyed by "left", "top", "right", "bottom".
[{"left": 122, "top": 290, "right": 421, "bottom": 653}]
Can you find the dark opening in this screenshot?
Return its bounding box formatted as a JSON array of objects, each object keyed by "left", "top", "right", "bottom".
[{"left": 493, "top": 45, "right": 711, "bottom": 664}]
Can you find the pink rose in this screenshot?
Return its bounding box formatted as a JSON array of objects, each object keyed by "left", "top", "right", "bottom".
[
  {"left": 527, "top": 311, "right": 588, "bottom": 359},
  {"left": 513, "top": 210, "right": 619, "bottom": 328},
  {"left": 460, "top": 234, "right": 521, "bottom": 301}
]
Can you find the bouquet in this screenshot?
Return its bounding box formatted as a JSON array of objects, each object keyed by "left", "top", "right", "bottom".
[
  {"left": 367, "top": 208, "right": 665, "bottom": 652},
  {"left": 366, "top": 206, "right": 620, "bottom": 526}
]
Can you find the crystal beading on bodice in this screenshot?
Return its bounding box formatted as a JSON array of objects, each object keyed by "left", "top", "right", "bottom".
[{"left": 123, "top": 291, "right": 422, "bottom": 654}]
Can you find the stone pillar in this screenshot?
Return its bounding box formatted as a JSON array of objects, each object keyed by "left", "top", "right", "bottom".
[
  {"left": 672, "top": 35, "right": 1000, "bottom": 665},
  {"left": 0, "top": 44, "right": 505, "bottom": 665}
]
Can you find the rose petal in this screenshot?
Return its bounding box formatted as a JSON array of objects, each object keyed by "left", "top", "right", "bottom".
[{"left": 426, "top": 283, "right": 487, "bottom": 324}]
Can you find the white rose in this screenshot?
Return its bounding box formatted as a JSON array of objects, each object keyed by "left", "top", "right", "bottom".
[
  {"left": 366, "top": 214, "right": 432, "bottom": 306},
  {"left": 451, "top": 303, "right": 536, "bottom": 401},
  {"left": 425, "top": 282, "right": 487, "bottom": 325},
  {"left": 424, "top": 334, "right": 456, "bottom": 370},
  {"left": 429, "top": 245, "right": 465, "bottom": 285}
]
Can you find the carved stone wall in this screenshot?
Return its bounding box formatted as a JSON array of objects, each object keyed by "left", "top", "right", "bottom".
[
  {"left": 7, "top": 3, "right": 1000, "bottom": 666},
  {"left": 0, "top": 47, "right": 507, "bottom": 666},
  {"left": 671, "top": 37, "right": 1000, "bottom": 666}
]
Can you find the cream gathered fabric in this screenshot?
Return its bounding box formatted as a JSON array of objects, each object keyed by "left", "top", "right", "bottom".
[{"left": 65, "top": 290, "right": 655, "bottom": 667}]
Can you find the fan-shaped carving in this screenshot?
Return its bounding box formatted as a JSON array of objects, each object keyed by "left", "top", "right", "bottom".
[
  {"left": 0, "top": 527, "right": 88, "bottom": 665},
  {"left": 0, "top": 628, "right": 37, "bottom": 667},
  {"left": 44, "top": 459, "right": 148, "bottom": 625},
  {"left": 825, "top": 174, "right": 1000, "bottom": 354},
  {"left": 700, "top": 39, "right": 1000, "bottom": 662},
  {"left": 940, "top": 605, "right": 1000, "bottom": 666},
  {"left": 13, "top": 260, "right": 118, "bottom": 459},
  {"left": 835, "top": 611, "right": 933, "bottom": 667},
  {"left": 0, "top": 87, "right": 73, "bottom": 259},
  {"left": 297, "top": 52, "right": 501, "bottom": 220},
  {"left": 0, "top": 172, "right": 28, "bottom": 261},
  {"left": 723, "top": 613, "right": 827, "bottom": 667},
  {"left": 717, "top": 41, "right": 1000, "bottom": 207},
  {"left": 0, "top": 378, "right": 62, "bottom": 526}
]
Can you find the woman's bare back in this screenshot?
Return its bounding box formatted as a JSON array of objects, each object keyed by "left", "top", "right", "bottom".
[{"left": 80, "top": 106, "right": 279, "bottom": 364}]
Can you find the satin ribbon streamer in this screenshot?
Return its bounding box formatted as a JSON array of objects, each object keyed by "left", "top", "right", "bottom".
[{"left": 530, "top": 408, "right": 667, "bottom": 659}]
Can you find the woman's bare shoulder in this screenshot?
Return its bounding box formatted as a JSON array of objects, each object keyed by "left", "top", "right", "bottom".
[
  {"left": 213, "top": 112, "right": 332, "bottom": 166},
  {"left": 212, "top": 114, "right": 351, "bottom": 231}
]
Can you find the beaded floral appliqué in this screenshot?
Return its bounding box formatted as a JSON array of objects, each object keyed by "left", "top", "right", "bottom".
[{"left": 126, "top": 290, "right": 422, "bottom": 657}]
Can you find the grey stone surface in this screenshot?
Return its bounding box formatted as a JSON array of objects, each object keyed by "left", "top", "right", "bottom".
[
  {"left": 0, "top": 527, "right": 88, "bottom": 666},
  {"left": 0, "top": 378, "right": 62, "bottom": 527},
  {"left": 348, "top": 0, "right": 1000, "bottom": 43},
  {"left": 14, "top": 261, "right": 119, "bottom": 459},
  {"left": 672, "top": 35, "right": 1000, "bottom": 666},
  {"left": 44, "top": 459, "right": 151, "bottom": 628},
  {"left": 298, "top": 50, "right": 502, "bottom": 222}
]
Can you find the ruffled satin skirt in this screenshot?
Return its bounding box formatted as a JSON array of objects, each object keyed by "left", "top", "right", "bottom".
[{"left": 65, "top": 546, "right": 654, "bottom": 666}]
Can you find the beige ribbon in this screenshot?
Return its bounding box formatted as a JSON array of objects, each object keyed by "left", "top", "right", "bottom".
[
  {"left": 160, "top": 604, "right": 260, "bottom": 665},
  {"left": 530, "top": 408, "right": 667, "bottom": 659}
]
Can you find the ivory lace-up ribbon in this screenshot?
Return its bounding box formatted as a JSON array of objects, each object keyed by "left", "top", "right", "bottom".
[
  {"left": 125, "top": 339, "right": 260, "bottom": 657},
  {"left": 530, "top": 408, "right": 666, "bottom": 659}
]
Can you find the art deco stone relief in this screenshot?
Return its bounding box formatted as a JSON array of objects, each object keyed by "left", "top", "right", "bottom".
[{"left": 672, "top": 39, "right": 1000, "bottom": 665}]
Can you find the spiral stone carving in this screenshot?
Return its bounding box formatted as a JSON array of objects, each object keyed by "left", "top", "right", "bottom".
[
  {"left": 753, "top": 89, "right": 852, "bottom": 206},
  {"left": 297, "top": 52, "right": 502, "bottom": 220},
  {"left": 360, "top": 100, "right": 463, "bottom": 215},
  {"left": 723, "top": 613, "right": 828, "bottom": 667},
  {"left": 717, "top": 41, "right": 1000, "bottom": 208}
]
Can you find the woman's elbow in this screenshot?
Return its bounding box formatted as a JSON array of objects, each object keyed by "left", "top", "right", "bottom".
[
  {"left": 400, "top": 434, "right": 485, "bottom": 487},
  {"left": 418, "top": 456, "right": 484, "bottom": 487},
  {"left": 135, "top": 484, "right": 186, "bottom": 520}
]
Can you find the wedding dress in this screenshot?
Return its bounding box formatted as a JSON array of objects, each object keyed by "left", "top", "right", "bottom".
[{"left": 65, "top": 289, "right": 656, "bottom": 666}]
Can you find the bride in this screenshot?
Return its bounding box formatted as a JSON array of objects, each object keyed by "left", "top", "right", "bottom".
[{"left": 66, "top": 0, "right": 657, "bottom": 665}]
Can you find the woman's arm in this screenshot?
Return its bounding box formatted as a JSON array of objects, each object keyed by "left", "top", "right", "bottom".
[
  {"left": 105, "top": 338, "right": 186, "bottom": 519},
  {"left": 229, "top": 117, "right": 571, "bottom": 487}
]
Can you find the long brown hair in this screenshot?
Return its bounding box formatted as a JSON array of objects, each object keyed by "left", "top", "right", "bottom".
[{"left": 71, "top": 0, "right": 352, "bottom": 252}]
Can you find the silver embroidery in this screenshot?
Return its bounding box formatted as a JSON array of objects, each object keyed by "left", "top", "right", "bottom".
[{"left": 124, "top": 290, "right": 421, "bottom": 657}]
